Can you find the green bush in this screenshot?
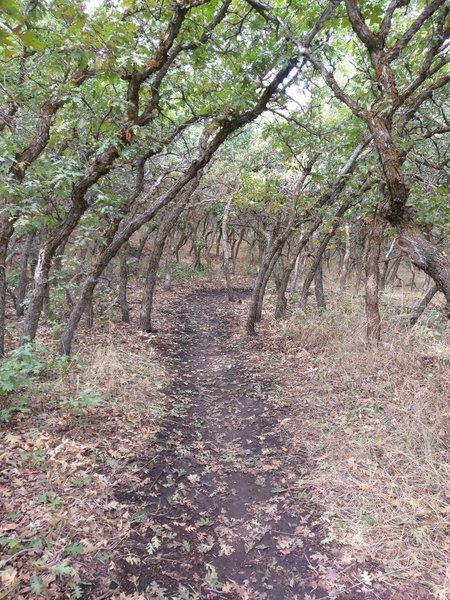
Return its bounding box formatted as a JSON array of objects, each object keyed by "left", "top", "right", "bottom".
[{"left": 0, "top": 344, "right": 46, "bottom": 421}]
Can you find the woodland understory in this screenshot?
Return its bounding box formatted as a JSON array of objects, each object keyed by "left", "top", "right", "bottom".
[{"left": 0, "top": 0, "right": 449, "bottom": 598}]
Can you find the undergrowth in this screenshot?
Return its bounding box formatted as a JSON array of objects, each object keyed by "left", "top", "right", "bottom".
[
  {"left": 0, "top": 328, "right": 168, "bottom": 599},
  {"left": 273, "top": 289, "right": 450, "bottom": 599}
]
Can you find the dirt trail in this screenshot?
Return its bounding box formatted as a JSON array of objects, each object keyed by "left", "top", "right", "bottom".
[{"left": 118, "top": 288, "right": 328, "bottom": 598}]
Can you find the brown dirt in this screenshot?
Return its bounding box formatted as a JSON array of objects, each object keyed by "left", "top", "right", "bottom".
[
  {"left": 114, "top": 288, "right": 329, "bottom": 598},
  {"left": 113, "top": 287, "right": 429, "bottom": 599}
]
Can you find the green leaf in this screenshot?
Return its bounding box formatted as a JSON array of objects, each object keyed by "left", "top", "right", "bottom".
[
  {"left": 30, "top": 576, "right": 43, "bottom": 596},
  {"left": 65, "top": 542, "right": 85, "bottom": 557},
  {"left": 20, "top": 30, "right": 45, "bottom": 51},
  {"left": 49, "top": 563, "right": 74, "bottom": 576}
]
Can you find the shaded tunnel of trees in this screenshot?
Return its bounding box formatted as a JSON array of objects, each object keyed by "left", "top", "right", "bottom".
[{"left": 0, "top": 0, "right": 449, "bottom": 357}]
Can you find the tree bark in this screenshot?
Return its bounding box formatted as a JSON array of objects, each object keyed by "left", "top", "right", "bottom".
[
  {"left": 256, "top": 245, "right": 283, "bottom": 322},
  {"left": 16, "top": 232, "right": 35, "bottom": 317},
  {"left": 0, "top": 217, "right": 14, "bottom": 356},
  {"left": 410, "top": 284, "right": 439, "bottom": 326},
  {"left": 21, "top": 203, "right": 86, "bottom": 342},
  {"left": 222, "top": 198, "right": 234, "bottom": 302},
  {"left": 118, "top": 244, "right": 130, "bottom": 323},
  {"left": 136, "top": 230, "right": 151, "bottom": 261},
  {"left": 397, "top": 223, "right": 450, "bottom": 318},
  {"left": 380, "top": 237, "right": 397, "bottom": 290},
  {"left": 339, "top": 223, "right": 351, "bottom": 289},
  {"left": 54, "top": 238, "right": 68, "bottom": 272},
  {"left": 274, "top": 260, "right": 293, "bottom": 320},
  {"left": 247, "top": 237, "right": 285, "bottom": 334},
  {"left": 314, "top": 257, "right": 326, "bottom": 310},
  {"left": 300, "top": 215, "right": 345, "bottom": 309},
  {"left": 364, "top": 215, "right": 385, "bottom": 343},
  {"left": 163, "top": 229, "right": 177, "bottom": 291},
  {"left": 140, "top": 182, "right": 198, "bottom": 332}
]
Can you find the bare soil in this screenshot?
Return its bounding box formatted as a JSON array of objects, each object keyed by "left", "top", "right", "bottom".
[
  {"left": 1, "top": 283, "right": 438, "bottom": 599},
  {"left": 114, "top": 287, "right": 428, "bottom": 599},
  {"left": 115, "top": 288, "right": 322, "bottom": 597}
]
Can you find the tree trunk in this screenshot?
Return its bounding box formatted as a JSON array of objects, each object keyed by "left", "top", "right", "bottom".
[
  {"left": 222, "top": 198, "right": 234, "bottom": 302},
  {"left": 410, "top": 284, "right": 439, "bottom": 326},
  {"left": 380, "top": 237, "right": 396, "bottom": 290},
  {"left": 364, "top": 215, "right": 385, "bottom": 343},
  {"left": 163, "top": 229, "right": 176, "bottom": 291},
  {"left": 85, "top": 297, "right": 94, "bottom": 329},
  {"left": 215, "top": 227, "right": 222, "bottom": 257},
  {"left": 246, "top": 238, "right": 285, "bottom": 334},
  {"left": 387, "top": 255, "right": 402, "bottom": 287},
  {"left": 0, "top": 216, "right": 14, "bottom": 356},
  {"left": 233, "top": 228, "right": 245, "bottom": 273},
  {"left": 21, "top": 202, "right": 88, "bottom": 343},
  {"left": 291, "top": 252, "right": 303, "bottom": 292},
  {"left": 314, "top": 257, "right": 326, "bottom": 310},
  {"left": 21, "top": 246, "right": 53, "bottom": 342},
  {"left": 256, "top": 245, "right": 283, "bottom": 322},
  {"left": 274, "top": 262, "right": 292, "bottom": 320},
  {"left": 397, "top": 223, "right": 450, "bottom": 318},
  {"left": 175, "top": 233, "right": 187, "bottom": 263},
  {"left": 300, "top": 221, "right": 342, "bottom": 309},
  {"left": 54, "top": 238, "right": 68, "bottom": 272},
  {"left": 118, "top": 244, "right": 130, "bottom": 323},
  {"left": 205, "top": 222, "right": 217, "bottom": 283},
  {"left": 339, "top": 223, "right": 351, "bottom": 289},
  {"left": 140, "top": 238, "right": 168, "bottom": 333},
  {"left": 16, "top": 232, "right": 35, "bottom": 317},
  {"left": 136, "top": 230, "right": 151, "bottom": 261},
  {"left": 140, "top": 182, "right": 197, "bottom": 331}
]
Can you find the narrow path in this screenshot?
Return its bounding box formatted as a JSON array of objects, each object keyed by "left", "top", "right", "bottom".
[{"left": 118, "top": 288, "right": 326, "bottom": 599}]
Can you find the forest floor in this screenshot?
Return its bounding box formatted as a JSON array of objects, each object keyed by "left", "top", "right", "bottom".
[
  {"left": 116, "top": 286, "right": 334, "bottom": 599},
  {"left": 1, "top": 279, "right": 448, "bottom": 600},
  {"left": 112, "top": 284, "right": 440, "bottom": 600}
]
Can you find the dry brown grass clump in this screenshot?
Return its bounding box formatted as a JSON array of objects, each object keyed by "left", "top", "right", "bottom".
[{"left": 261, "top": 288, "right": 449, "bottom": 598}]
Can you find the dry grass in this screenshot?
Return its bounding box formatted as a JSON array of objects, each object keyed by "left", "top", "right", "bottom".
[
  {"left": 262, "top": 283, "right": 450, "bottom": 598},
  {"left": 0, "top": 323, "right": 169, "bottom": 598}
]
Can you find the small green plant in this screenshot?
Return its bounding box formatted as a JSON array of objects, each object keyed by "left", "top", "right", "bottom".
[
  {"left": 0, "top": 344, "right": 46, "bottom": 421},
  {"left": 163, "top": 263, "right": 210, "bottom": 282},
  {"left": 0, "top": 344, "right": 45, "bottom": 395},
  {"left": 345, "top": 403, "right": 381, "bottom": 423},
  {"left": 62, "top": 390, "right": 102, "bottom": 417}
]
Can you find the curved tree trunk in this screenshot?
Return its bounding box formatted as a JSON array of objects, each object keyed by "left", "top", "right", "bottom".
[
  {"left": 255, "top": 245, "right": 283, "bottom": 322},
  {"left": 274, "top": 265, "right": 292, "bottom": 320},
  {"left": 410, "top": 284, "right": 439, "bottom": 326},
  {"left": 300, "top": 217, "right": 343, "bottom": 309},
  {"left": 141, "top": 182, "right": 199, "bottom": 330},
  {"left": 136, "top": 230, "right": 151, "bottom": 261},
  {"left": 54, "top": 238, "right": 68, "bottom": 272},
  {"left": 21, "top": 199, "right": 89, "bottom": 343},
  {"left": 139, "top": 242, "right": 166, "bottom": 333},
  {"left": 380, "top": 237, "right": 397, "bottom": 290},
  {"left": 397, "top": 223, "right": 450, "bottom": 318},
  {"left": 247, "top": 237, "right": 285, "bottom": 334}
]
